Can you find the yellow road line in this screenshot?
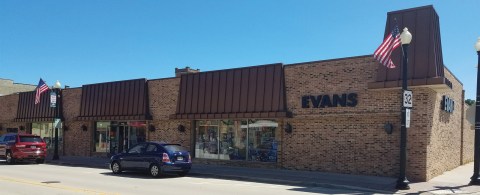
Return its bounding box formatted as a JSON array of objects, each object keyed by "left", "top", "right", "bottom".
[{"left": 0, "top": 176, "right": 120, "bottom": 195}]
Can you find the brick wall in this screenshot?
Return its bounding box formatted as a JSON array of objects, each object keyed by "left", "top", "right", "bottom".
[
  {"left": 425, "top": 68, "right": 464, "bottom": 180},
  {"left": 148, "top": 78, "right": 191, "bottom": 148},
  {"left": 284, "top": 55, "right": 464, "bottom": 182},
  {"left": 0, "top": 79, "right": 36, "bottom": 96},
  {"left": 0, "top": 94, "right": 28, "bottom": 135},
  {"left": 463, "top": 104, "right": 474, "bottom": 164},
  {"left": 0, "top": 94, "right": 19, "bottom": 123},
  {"left": 62, "top": 88, "right": 92, "bottom": 156}
]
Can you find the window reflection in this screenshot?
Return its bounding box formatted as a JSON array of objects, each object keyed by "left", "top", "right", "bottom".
[{"left": 195, "top": 119, "right": 278, "bottom": 162}]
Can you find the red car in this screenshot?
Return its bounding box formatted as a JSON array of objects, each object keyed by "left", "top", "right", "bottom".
[{"left": 0, "top": 133, "right": 47, "bottom": 164}]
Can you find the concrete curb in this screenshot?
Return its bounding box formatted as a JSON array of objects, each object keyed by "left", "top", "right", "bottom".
[{"left": 45, "top": 160, "right": 396, "bottom": 194}]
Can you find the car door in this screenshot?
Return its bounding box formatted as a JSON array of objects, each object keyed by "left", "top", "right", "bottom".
[
  {"left": 143, "top": 144, "right": 159, "bottom": 168},
  {"left": 122, "top": 143, "right": 146, "bottom": 169}
]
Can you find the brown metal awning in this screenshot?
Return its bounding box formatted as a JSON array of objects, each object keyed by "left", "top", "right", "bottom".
[
  {"left": 369, "top": 5, "right": 452, "bottom": 90},
  {"left": 170, "top": 63, "right": 291, "bottom": 120},
  {"left": 77, "top": 78, "right": 151, "bottom": 121},
  {"left": 15, "top": 90, "right": 61, "bottom": 122}
]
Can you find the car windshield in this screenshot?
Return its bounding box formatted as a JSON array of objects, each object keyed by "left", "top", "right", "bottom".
[
  {"left": 19, "top": 136, "right": 43, "bottom": 143},
  {"left": 163, "top": 145, "right": 187, "bottom": 152}
]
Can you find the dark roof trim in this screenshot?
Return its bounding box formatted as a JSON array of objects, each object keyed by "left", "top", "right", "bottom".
[
  {"left": 14, "top": 118, "right": 57, "bottom": 122},
  {"left": 15, "top": 89, "right": 62, "bottom": 121},
  {"left": 170, "top": 111, "right": 292, "bottom": 120},
  {"left": 77, "top": 115, "right": 150, "bottom": 121},
  {"left": 78, "top": 78, "right": 150, "bottom": 120},
  {"left": 172, "top": 63, "right": 290, "bottom": 119}
]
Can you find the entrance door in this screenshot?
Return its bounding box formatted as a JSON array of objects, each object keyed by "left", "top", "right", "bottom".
[{"left": 108, "top": 124, "right": 130, "bottom": 155}]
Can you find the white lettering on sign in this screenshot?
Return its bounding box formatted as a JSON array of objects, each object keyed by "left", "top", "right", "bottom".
[{"left": 442, "top": 96, "right": 454, "bottom": 113}]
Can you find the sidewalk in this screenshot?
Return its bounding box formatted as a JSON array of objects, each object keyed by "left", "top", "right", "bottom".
[{"left": 44, "top": 155, "right": 480, "bottom": 194}]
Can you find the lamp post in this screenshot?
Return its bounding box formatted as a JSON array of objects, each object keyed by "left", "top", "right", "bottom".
[
  {"left": 396, "top": 27, "right": 412, "bottom": 190},
  {"left": 470, "top": 38, "right": 480, "bottom": 185},
  {"left": 52, "top": 80, "right": 61, "bottom": 160}
]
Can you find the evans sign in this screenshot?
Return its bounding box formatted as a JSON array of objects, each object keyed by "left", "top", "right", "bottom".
[{"left": 302, "top": 93, "right": 358, "bottom": 108}]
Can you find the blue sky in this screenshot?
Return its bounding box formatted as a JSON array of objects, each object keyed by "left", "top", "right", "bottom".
[{"left": 1, "top": 1, "right": 479, "bottom": 99}]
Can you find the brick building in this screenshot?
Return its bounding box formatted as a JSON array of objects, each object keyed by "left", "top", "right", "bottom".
[
  {"left": 0, "top": 5, "right": 473, "bottom": 182},
  {"left": 0, "top": 78, "right": 36, "bottom": 96}
]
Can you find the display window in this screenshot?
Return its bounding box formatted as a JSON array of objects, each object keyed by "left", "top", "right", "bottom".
[
  {"left": 32, "top": 122, "right": 63, "bottom": 150},
  {"left": 94, "top": 121, "right": 147, "bottom": 154},
  {"left": 195, "top": 119, "right": 278, "bottom": 162}
]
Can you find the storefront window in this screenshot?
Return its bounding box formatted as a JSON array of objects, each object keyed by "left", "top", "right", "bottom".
[
  {"left": 95, "top": 121, "right": 147, "bottom": 154},
  {"left": 195, "top": 119, "right": 278, "bottom": 162},
  {"left": 94, "top": 122, "right": 110, "bottom": 152},
  {"left": 246, "top": 119, "right": 278, "bottom": 162},
  {"left": 32, "top": 122, "right": 63, "bottom": 151},
  {"left": 218, "top": 120, "right": 247, "bottom": 160},
  {"left": 196, "top": 120, "right": 219, "bottom": 159}
]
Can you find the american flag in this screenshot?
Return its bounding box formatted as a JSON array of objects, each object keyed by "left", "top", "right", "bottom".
[
  {"left": 374, "top": 24, "right": 401, "bottom": 68},
  {"left": 35, "top": 79, "right": 49, "bottom": 105}
]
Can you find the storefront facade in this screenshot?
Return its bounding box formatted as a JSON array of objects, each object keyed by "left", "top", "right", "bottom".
[{"left": 0, "top": 5, "right": 474, "bottom": 182}]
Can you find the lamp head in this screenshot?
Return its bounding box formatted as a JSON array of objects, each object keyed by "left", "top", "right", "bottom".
[
  {"left": 400, "top": 27, "right": 412, "bottom": 45},
  {"left": 53, "top": 80, "right": 61, "bottom": 89},
  {"left": 475, "top": 37, "right": 480, "bottom": 52}
]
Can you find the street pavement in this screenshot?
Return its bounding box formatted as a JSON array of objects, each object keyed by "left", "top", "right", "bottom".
[{"left": 43, "top": 155, "right": 480, "bottom": 194}]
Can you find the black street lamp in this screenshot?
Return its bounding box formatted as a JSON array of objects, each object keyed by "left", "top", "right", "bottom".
[
  {"left": 470, "top": 38, "right": 480, "bottom": 185},
  {"left": 396, "top": 27, "right": 412, "bottom": 190},
  {"left": 52, "top": 80, "right": 61, "bottom": 160}
]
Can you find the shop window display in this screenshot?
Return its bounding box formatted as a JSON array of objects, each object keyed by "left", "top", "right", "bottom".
[
  {"left": 246, "top": 120, "right": 278, "bottom": 162},
  {"left": 195, "top": 119, "right": 278, "bottom": 162},
  {"left": 94, "top": 121, "right": 147, "bottom": 154},
  {"left": 195, "top": 120, "right": 219, "bottom": 159},
  {"left": 94, "top": 122, "right": 109, "bottom": 152}
]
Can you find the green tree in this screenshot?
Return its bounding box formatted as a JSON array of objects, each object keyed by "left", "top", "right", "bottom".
[{"left": 466, "top": 99, "right": 475, "bottom": 106}]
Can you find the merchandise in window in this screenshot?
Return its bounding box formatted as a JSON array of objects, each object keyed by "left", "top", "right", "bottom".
[{"left": 194, "top": 119, "right": 278, "bottom": 162}]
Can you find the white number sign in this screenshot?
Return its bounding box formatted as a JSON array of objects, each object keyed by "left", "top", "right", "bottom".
[{"left": 403, "top": 90, "right": 413, "bottom": 108}]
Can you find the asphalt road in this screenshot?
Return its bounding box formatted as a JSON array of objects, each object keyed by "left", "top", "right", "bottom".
[{"left": 0, "top": 161, "right": 372, "bottom": 195}]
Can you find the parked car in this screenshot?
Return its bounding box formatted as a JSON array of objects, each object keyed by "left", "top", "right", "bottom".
[
  {"left": 0, "top": 133, "right": 47, "bottom": 164},
  {"left": 110, "top": 141, "right": 192, "bottom": 177}
]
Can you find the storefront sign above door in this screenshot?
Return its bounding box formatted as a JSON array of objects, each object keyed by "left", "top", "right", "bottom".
[{"left": 301, "top": 93, "right": 358, "bottom": 108}]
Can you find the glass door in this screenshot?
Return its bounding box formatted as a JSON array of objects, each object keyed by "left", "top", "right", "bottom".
[
  {"left": 108, "top": 124, "right": 129, "bottom": 154},
  {"left": 107, "top": 125, "right": 117, "bottom": 155},
  {"left": 107, "top": 121, "right": 146, "bottom": 155}
]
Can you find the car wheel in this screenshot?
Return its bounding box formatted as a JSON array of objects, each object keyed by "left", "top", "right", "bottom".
[
  {"left": 6, "top": 152, "right": 15, "bottom": 165},
  {"left": 177, "top": 171, "right": 189, "bottom": 177},
  {"left": 111, "top": 161, "right": 122, "bottom": 174},
  {"left": 149, "top": 164, "right": 161, "bottom": 178}
]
